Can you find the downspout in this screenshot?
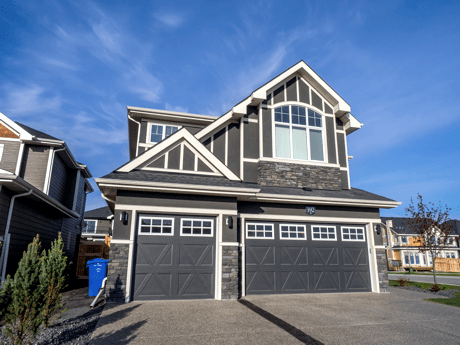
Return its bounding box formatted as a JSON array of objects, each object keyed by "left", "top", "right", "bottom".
[
  {"left": 45, "top": 146, "right": 67, "bottom": 194},
  {"left": 128, "top": 114, "right": 141, "bottom": 157},
  {"left": 1, "top": 188, "right": 33, "bottom": 282}
]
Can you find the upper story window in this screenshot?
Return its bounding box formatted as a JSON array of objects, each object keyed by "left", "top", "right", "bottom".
[
  {"left": 149, "top": 124, "right": 179, "bottom": 144},
  {"left": 401, "top": 236, "right": 407, "bottom": 243},
  {"left": 83, "top": 220, "right": 97, "bottom": 234},
  {"left": 273, "top": 105, "right": 324, "bottom": 162}
]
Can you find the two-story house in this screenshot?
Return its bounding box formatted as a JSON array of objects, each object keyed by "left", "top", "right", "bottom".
[
  {"left": 0, "top": 112, "right": 93, "bottom": 280},
  {"left": 382, "top": 217, "right": 460, "bottom": 270},
  {"left": 83, "top": 206, "right": 113, "bottom": 241},
  {"left": 96, "top": 61, "right": 400, "bottom": 302}
]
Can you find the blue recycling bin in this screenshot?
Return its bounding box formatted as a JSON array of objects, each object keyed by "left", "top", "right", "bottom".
[{"left": 86, "top": 258, "right": 109, "bottom": 297}]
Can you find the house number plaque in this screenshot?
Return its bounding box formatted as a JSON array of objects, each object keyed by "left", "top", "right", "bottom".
[{"left": 305, "top": 206, "right": 316, "bottom": 215}]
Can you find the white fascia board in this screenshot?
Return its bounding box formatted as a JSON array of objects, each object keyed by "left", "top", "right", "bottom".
[
  {"left": 340, "top": 113, "right": 363, "bottom": 135},
  {"left": 196, "top": 61, "right": 351, "bottom": 140},
  {"left": 253, "top": 193, "right": 401, "bottom": 209},
  {"left": 0, "top": 112, "right": 33, "bottom": 140},
  {"left": 127, "top": 106, "right": 216, "bottom": 125},
  {"left": 116, "top": 128, "right": 241, "bottom": 181}
]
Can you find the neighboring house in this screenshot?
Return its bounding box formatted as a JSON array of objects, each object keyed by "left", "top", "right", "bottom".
[
  {"left": 82, "top": 206, "right": 113, "bottom": 241},
  {"left": 96, "top": 61, "right": 401, "bottom": 303},
  {"left": 382, "top": 217, "right": 460, "bottom": 270},
  {"left": 0, "top": 112, "right": 93, "bottom": 280}
]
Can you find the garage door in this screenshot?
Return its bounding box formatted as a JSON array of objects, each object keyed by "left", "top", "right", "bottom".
[
  {"left": 133, "top": 215, "right": 215, "bottom": 300},
  {"left": 245, "top": 222, "right": 371, "bottom": 295}
]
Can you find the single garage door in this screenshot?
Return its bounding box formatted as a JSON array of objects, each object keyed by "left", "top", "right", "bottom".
[
  {"left": 245, "top": 222, "right": 371, "bottom": 295},
  {"left": 133, "top": 215, "right": 215, "bottom": 300}
]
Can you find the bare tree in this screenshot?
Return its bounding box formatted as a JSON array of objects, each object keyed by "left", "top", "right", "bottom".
[{"left": 405, "top": 194, "right": 458, "bottom": 285}]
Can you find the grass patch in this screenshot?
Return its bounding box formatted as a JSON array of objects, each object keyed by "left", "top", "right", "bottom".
[
  {"left": 389, "top": 280, "right": 460, "bottom": 291},
  {"left": 388, "top": 272, "right": 460, "bottom": 276},
  {"left": 427, "top": 292, "right": 460, "bottom": 307}
]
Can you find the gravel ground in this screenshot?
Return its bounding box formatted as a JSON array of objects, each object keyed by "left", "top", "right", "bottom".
[{"left": 0, "top": 283, "right": 105, "bottom": 345}]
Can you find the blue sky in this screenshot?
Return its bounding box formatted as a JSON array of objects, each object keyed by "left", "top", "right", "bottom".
[{"left": 1, "top": 0, "right": 459, "bottom": 218}]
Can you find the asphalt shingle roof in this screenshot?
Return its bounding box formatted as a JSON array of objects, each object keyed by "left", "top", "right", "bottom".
[
  {"left": 381, "top": 217, "right": 460, "bottom": 235},
  {"left": 15, "top": 122, "right": 62, "bottom": 141},
  {"left": 84, "top": 206, "right": 113, "bottom": 219},
  {"left": 101, "top": 170, "right": 395, "bottom": 202}
]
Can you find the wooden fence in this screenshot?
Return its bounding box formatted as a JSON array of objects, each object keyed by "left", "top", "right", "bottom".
[
  {"left": 435, "top": 258, "right": 460, "bottom": 273},
  {"left": 76, "top": 235, "right": 111, "bottom": 278}
]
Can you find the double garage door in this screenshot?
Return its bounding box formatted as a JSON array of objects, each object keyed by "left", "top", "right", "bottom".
[
  {"left": 245, "top": 221, "right": 372, "bottom": 295},
  {"left": 132, "top": 214, "right": 216, "bottom": 300}
]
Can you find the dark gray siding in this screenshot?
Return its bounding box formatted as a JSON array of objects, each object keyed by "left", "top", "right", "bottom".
[
  {"left": 238, "top": 201, "right": 380, "bottom": 219},
  {"left": 0, "top": 140, "right": 20, "bottom": 173},
  {"left": 298, "top": 80, "right": 310, "bottom": 104},
  {"left": 337, "top": 133, "right": 347, "bottom": 168},
  {"left": 247, "top": 106, "right": 258, "bottom": 120},
  {"left": 243, "top": 161, "right": 258, "bottom": 183},
  {"left": 49, "top": 154, "right": 77, "bottom": 209},
  {"left": 182, "top": 146, "right": 195, "bottom": 171},
  {"left": 311, "top": 90, "right": 323, "bottom": 111},
  {"left": 227, "top": 123, "right": 240, "bottom": 176},
  {"left": 19, "top": 145, "right": 50, "bottom": 191},
  {"left": 147, "top": 155, "right": 165, "bottom": 168},
  {"left": 139, "top": 121, "right": 148, "bottom": 144},
  {"left": 138, "top": 146, "right": 147, "bottom": 155},
  {"left": 286, "top": 77, "right": 297, "bottom": 102},
  {"left": 0, "top": 187, "right": 11, "bottom": 236},
  {"left": 203, "top": 137, "right": 211, "bottom": 150},
  {"left": 197, "top": 158, "right": 213, "bottom": 172},
  {"left": 262, "top": 109, "right": 272, "bottom": 158},
  {"left": 324, "top": 103, "right": 333, "bottom": 114},
  {"left": 222, "top": 215, "right": 237, "bottom": 242},
  {"left": 341, "top": 170, "right": 350, "bottom": 189},
  {"left": 113, "top": 209, "right": 133, "bottom": 240},
  {"left": 183, "top": 126, "right": 203, "bottom": 135},
  {"left": 213, "top": 127, "right": 226, "bottom": 163},
  {"left": 273, "top": 85, "right": 285, "bottom": 104},
  {"left": 326, "top": 117, "right": 337, "bottom": 164},
  {"left": 243, "top": 122, "right": 259, "bottom": 159},
  {"left": 168, "top": 145, "right": 181, "bottom": 170}
]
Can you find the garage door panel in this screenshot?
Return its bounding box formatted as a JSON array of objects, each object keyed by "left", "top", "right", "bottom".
[
  {"left": 179, "top": 244, "right": 214, "bottom": 267},
  {"left": 246, "top": 246, "right": 275, "bottom": 266},
  {"left": 343, "top": 247, "right": 368, "bottom": 266},
  {"left": 313, "top": 247, "right": 339, "bottom": 266},
  {"left": 344, "top": 271, "right": 370, "bottom": 290},
  {"left": 134, "top": 272, "right": 172, "bottom": 298},
  {"left": 313, "top": 271, "right": 340, "bottom": 291},
  {"left": 281, "top": 246, "right": 308, "bottom": 265},
  {"left": 178, "top": 272, "right": 214, "bottom": 297},
  {"left": 281, "top": 271, "right": 309, "bottom": 292},
  {"left": 246, "top": 270, "right": 276, "bottom": 293}
]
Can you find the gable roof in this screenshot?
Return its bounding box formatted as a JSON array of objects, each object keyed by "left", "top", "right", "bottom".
[
  {"left": 84, "top": 206, "right": 113, "bottom": 219},
  {"left": 382, "top": 217, "right": 460, "bottom": 235},
  {"left": 14, "top": 122, "right": 62, "bottom": 141},
  {"left": 116, "top": 128, "right": 241, "bottom": 181},
  {"left": 196, "top": 60, "right": 353, "bottom": 141}
]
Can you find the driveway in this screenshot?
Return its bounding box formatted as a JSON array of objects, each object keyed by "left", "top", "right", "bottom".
[
  {"left": 90, "top": 288, "right": 460, "bottom": 344},
  {"left": 389, "top": 273, "right": 460, "bottom": 286}
]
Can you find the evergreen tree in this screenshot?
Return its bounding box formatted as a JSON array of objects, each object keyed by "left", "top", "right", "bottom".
[
  {"left": 40, "top": 233, "right": 68, "bottom": 328},
  {"left": 4, "top": 235, "right": 45, "bottom": 345}
]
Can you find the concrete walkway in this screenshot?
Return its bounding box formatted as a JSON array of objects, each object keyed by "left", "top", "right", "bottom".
[
  {"left": 389, "top": 273, "right": 460, "bottom": 286},
  {"left": 90, "top": 288, "right": 460, "bottom": 344}
]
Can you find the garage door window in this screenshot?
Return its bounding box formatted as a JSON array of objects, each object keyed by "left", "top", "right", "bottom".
[
  {"left": 341, "top": 227, "right": 365, "bottom": 241},
  {"left": 311, "top": 226, "right": 336, "bottom": 240},
  {"left": 139, "top": 217, "right": 174, "bottom": 235},
  {"left": 280, "top": 224, "right": 306, "bottom": 240},
  {"left": 181, "top": 219, "right": 213, "bottom": 237},
  {"left": 246, "top": 223, "right": 274, "bottom": 239}
]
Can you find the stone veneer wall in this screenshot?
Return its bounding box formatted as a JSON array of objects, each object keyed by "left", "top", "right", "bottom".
[
  {"left": 376, "top": 248, "right": 389, "bottom": 293},
  {"left": 221, "top": 246, "right": 240, "bottom": 300},
  {"left": 106, "top": 243, "right": 130, "bottom": 303},
  {"left": 258, "top": 161, "right": 342, "bottom": 190}
]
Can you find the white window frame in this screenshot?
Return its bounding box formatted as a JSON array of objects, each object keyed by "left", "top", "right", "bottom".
[
  {"left": 138, "top": 216, "right": 174, "bottom": 236},
  {"left": 246, "top": 223, "right": 275, "bottom": 239},
  {"left": 83, "top": 219, "right": 97, "bottom": 234},
  {"left": 311, "top": 225, "right": 337, "bottom": 241},
  {"left": 279, "top": 224, "right": 307, "bottom": 240},
  {"left": 0, "top": 144, "right": 4, "bottom": 162},
  {"left": 445, "top": 252, "right": 456, "bottom": 259},
  {"left": 180, "top": 218, "right": 214, "bottom": 237},
  {"left": 341, "top": 227, "right": 366, "bottom": 242},
  {"left": 401, "top": 236, "right": 407, "bottom": 243},
  {"left": 147, "top": 121, "right": 182, "bottom": 144},
  {"left": 272, "top": 105, "right": 326, "bottom": 163}
]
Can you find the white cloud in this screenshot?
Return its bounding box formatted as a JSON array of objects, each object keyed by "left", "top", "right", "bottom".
[
  {"left": 164, "top": 103, "right": 189, "bottom": 114},
  {"left": 154, "top": 11, "right": 185, "bottom": 28}
]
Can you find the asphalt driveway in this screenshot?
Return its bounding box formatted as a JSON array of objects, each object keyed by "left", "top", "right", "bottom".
[{"left": 90, "top": 288, "right": 460, "bottom": 344}]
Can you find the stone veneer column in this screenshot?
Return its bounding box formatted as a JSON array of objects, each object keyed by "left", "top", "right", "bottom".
[
  {"left": 376, "top": 248, "right": 389, "bottom": 293},
  {"left": 106, "top": 243, "right": 130, "bottom": 303},
  {"left": 221, "top": 246, "right": 240, "bottom": 300}
]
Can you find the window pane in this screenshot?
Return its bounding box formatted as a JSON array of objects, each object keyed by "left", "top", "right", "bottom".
[
  {"left": 292, "top": 127, "right": 308, "bottom": 160},
  {"left": 151, "top": 125, "right": 163, "bottom": 143},
  {"left": 163, "top": 227, "right": 172, "bottom": 234},
  {"left": 140, "top": 226, "right": 150, "bottom": 233},
  {"left": 152, "top": 219, "right": 161, "bottom": 226},
  {"left": 152, "top": 227, "right": 161, "bottom": 233},
  {"left": 292, "top": 106, "right": 299, "bottom": 124},
  {"left": 275, "top": 125, "right": 291, "bottom": 158},
  {"left": 275, "top": 108, "right": 282, "bottom": 122},
  {"left": 183, "top": 227, "right": 191, "bottom": 234},
  {"left": 165, "top": 126, "right": 179, "bottom": 137},
  {"left": 141, "top": 219, "right": 150, "bottom": 226},
  {"left": 193, "top": 228, "right": 201, "bottom": 234},
  {"left": 203, "top": 221, "right": 212, "bottom": 227},
  {"left": 282, "top": 233, "right": 288, "bottom": 238},
  {"left": 282, "top": 106, "right": 289, "bottom": 123},
  {"left": 248, "top": 231, "right": 255, "bottom": 237},
  {"left": 183, "top": 220, "right": 191, "bottom": 227},
  {"left": 299, "top": 107, "right": 306, "bottom": 125},
  {"left": 298, "top": 232, "right": 305, "bottom": 238},
  {"left": 310, "top": 129, "right": 324, "bottom": 161},
  {"left": 248, "top": 225, "right": 255, "bottom": 230},
  {"left": 203, "top": 228, "right": 211, "bottom": 235},
  {"left": 265, "top": 232, "right": 273, "bottom": 238}
]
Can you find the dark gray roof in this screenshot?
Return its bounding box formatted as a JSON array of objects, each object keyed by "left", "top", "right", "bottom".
[
  {"left": 84, "top": 206, "right": 113, "bottom": 219},
  {"left": 15, "top": 122, "right": 62, "bottom": 141},
  {"left": 101, "top": 170, "right": 395, "bottom": 203},
  {"left": 382, "top": 217, "right": 460, "bottom": 235}
]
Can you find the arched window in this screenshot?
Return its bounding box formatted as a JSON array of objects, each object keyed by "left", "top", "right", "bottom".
[{"left": 273, "top": 105, "right": 325, "bottom": 161}]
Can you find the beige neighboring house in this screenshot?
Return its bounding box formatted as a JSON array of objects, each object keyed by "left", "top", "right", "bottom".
[
  {"left": 82, "top": 206, "right": 113, "bottom": 241},
  {"left": 382, "top": 217, "right": 460, "bottom": 271}
]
